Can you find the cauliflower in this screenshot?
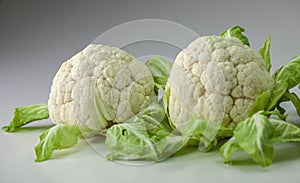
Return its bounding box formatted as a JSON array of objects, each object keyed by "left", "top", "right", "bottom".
[
  {"left": 48, "top": 44, "right": 154, "bottom": 131},
  {"left": 4, "top": 26, "right": 300, "bottom": 166},
  {"left": 166, "top": 35, "right": 274, "bottom": 129}
]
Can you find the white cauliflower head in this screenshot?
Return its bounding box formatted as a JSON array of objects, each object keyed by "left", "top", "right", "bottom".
[
  {"left": 166, "top": 36, "right": 273, "bottom": 130},
  {"left": 48, "top": 44, "right": 154, "bottom": 131}
]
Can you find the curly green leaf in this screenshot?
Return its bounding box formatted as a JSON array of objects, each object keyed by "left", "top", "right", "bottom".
[{"left": 220, "top": 25, "right": 250, "bottom": 46}]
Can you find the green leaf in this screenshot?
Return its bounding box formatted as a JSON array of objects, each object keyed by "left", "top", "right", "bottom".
[
  {"left": 220, "top": 112, "right": 274, "bottom": 167},
  {"left": 105, "top": 102, "right": 185, "bottom": 161},
  {"left": 131, "top": 102, "right": 173, "bottom": 134},
  {"left": 105, "top": 122, "right": 156, "bottom": 160},
  {"left": 267, "top": 81, "right": 288, "bottom": 111},
  {"left": 162, "top": 86, "right": 176, "bottom": 129},
  {"left": 220, "top": 136, "right": 241, "bottom": 164},
  {"left": 282, "top": 91, "right": 300, "bottom": 117},
  {"left": 270, "top": 118, "right": 300, "bottom": 143},
  {"left": 220, "top": 113, "right": 300, "bottom": 167},
  {"left": 273, "top": 54, "right": 300, "bottom": 90},
  {"left": 105, "top": 103, "right": 157, "bottom": 159},
  {"left": 145, "top": 56, "right": 172, "bottom": 92},
  {"left": 269, "top": 55, "right": 300, "bottom": 113},
  {"left": 182, "top": 119, "right": 233, "bottom": 151},
  {"left": 259, "top": 35, "right": 271, "bottom": 72},
  {"left": 220, "top": 25, "right": 250, "bottom": 46},
  {"left": 106, "top": 122, "right": 184, "bottom": 161},
  {"left": 181, "top": 119, "right": 211, "bottom": 150},
  {"left": 262, "top": 110, "right": 288, "bottom": 120},
  {"left": 234, "top": 113, "right": 274, "bottom": 167},
  {"left": 248, "top": 90, "right": 271, "bottom": 116},
  {"left": 2, "top": 104, "right": 49, "bottom": 132},
  {"left": 34, "top": 124, "right": 81, "bottom": 162}
]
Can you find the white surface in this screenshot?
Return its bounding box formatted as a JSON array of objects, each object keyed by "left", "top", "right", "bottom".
[
  {"left": 1, "top": 0, "right": 300, "bottom": 182},
  {"left": 2, "top": 125, "right": 300, "bottom": 183}
]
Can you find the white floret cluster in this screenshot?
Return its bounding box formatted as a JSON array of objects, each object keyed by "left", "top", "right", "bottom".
[
  {"left": 48, "top": 44, "right": 154, "bottom": 130},
  {"left": 166, "top": 36, "right": 273, "bottom": 129}
]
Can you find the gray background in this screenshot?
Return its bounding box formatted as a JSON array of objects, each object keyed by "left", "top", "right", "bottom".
[{"left": 1, "top": 0, "right": 300, "bottom": 183}]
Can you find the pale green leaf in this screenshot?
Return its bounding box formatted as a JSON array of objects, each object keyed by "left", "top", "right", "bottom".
[
  {"left": 269, "top": 55, "right": 300, "bottom": 114},
  {"left": 248, "top": 90, "right": 271, "bottom": 116},
  {"left": 145, "top": 56, "right": 172, "bottom": 92},
  {"left": 2, "top": 104, "right": 49, "bottom": 132},
  {"left": 105, "top": 102, "right": 183, "bottom": 161},
  {"left": 220, "top": 25, "right": 250, "bottom": 46},
  {"left": 270, "top": 118, "right": 300, "bottom": 143},
  {"left": 282, "top": 91, "right": 300, "bottom": 117},
  {"left": 234, "top": 113, "right": 274, "bottom": 167},
  {"left": 259, "top": 35, "right": 271, "bottom": 72},
  {"left": 220, "top": 136, "right": 241, "bottom": 164},
  {"left": 267, "top": 81, "right": 288, "bottom": 111},
  {"left": 182, "top": 119, "right": 233, "bottom": 151},
  {"left": 273, "top": 54, "right": 300, "bottom": 90},
  {"left": 220, "top": 112, "right": 274, "bottom": 167},
  {"left": 34, "top": 124, "right": 81, "bottom": 162}
]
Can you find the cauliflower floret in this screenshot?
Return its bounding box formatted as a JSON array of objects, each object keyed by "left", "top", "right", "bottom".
[
  {"left": 166, "top": 36, "right": 273, "bottom": 130},
  {"left": 48, "top": 44, "right": 154, "bottom": 130}
]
